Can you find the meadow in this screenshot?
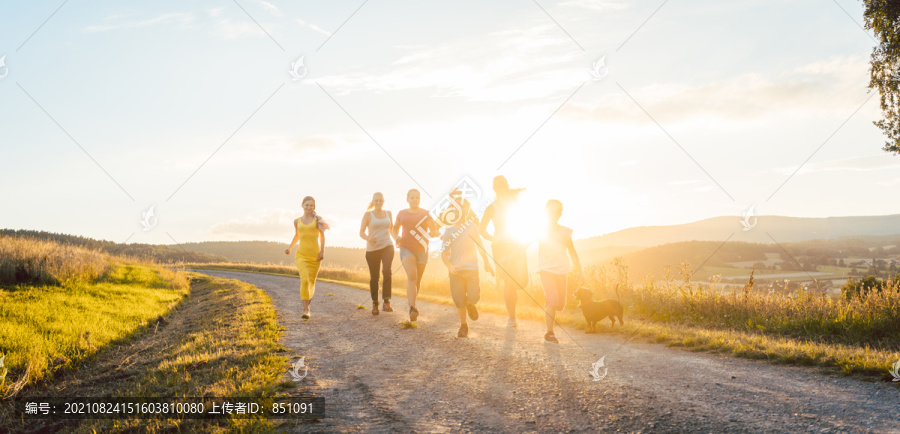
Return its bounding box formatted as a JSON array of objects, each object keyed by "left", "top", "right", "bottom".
[
  {"left": 0, "top": 235, "right": 291, "bottom": 432},
  {"left": 185, "top": 257, "right": 900, "bottom": 380}
]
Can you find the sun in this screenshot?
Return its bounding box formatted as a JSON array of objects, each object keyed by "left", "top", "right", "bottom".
[{"left": 502, "top": 199, "right": 547, "bottom": 246}]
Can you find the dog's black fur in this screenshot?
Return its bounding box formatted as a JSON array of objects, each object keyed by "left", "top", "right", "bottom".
[{"left": 574, "top": 287, "right": 624, "bottom": 333}]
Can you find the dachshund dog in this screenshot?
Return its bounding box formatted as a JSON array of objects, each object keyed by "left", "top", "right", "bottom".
[{"left": 574, "top": 287, "right": 624, "bottom": 333}]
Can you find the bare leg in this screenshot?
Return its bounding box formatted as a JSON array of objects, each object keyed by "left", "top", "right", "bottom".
[
  {"left": 457, "top": 307, "right": 467, "bottom": 326},
  {"left": 545, "top": 309, "right": 556, "bottom": 334},
  {"left": 416, "top": 263, "right": 427, "bottom": 294},
  {"left": 402, "top": 255, "right": 419, "bottom": 308},
  {"left": 504, "top": 280, "right": 518, "bottom": 320}
]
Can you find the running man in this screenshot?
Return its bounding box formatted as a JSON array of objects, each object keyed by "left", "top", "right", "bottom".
[
  {"left": 479, "top": 175, "right": 528, "bottom": 327},
  {"left": 440, "top": 190, "right": 494, "bottom": 338},
  {"left": 538, "top": 199, "right": 584, "bottom": 343}
]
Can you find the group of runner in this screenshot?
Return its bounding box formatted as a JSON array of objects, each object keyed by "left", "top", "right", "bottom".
[{"left": 285, "top": 176, "right": 584, "bottom": 342}]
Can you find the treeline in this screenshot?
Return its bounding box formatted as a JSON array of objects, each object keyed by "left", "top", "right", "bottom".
[
  {"left": 179, "top": 240, "right": 370, "bottom": 270},
  {"left": 619, "top": 241, "right": 771, "bottom": 279},
  {"left": 777, "top": 236, "right": 900, "bottom": 260},
  {"left": 0, "top": 229, "right": 226, "bottom": 263}
]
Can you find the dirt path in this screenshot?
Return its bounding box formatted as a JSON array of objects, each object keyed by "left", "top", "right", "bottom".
[{"left": 193, "top": 269, "right": 900, "bottom": 433}]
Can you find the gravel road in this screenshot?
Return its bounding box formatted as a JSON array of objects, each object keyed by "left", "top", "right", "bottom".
[{"left": 192, "top": 269, "right": 900, "bottom": 433}]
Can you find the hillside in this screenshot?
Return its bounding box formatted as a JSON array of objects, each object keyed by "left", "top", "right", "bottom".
[
  {"left": 577, "top": 214, "right": 900, "bottom": 252},
  {"left": 0, "top": 229, "right": 226, "bottom": 263}
]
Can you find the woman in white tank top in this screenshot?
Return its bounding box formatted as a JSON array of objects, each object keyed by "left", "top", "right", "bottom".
[{"left": 359, "top": 192, "right": 396, "bottom": 315}]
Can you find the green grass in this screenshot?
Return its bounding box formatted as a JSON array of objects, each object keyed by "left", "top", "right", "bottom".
[
  {"left": 65, "top": 273, "right": 288, "bottom": 433},
  {"left": 0, "top": 263, "right": 189, "bottom": 397}
]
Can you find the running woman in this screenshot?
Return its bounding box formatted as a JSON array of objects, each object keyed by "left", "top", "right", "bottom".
[
  {"left": 359, "top": 192, "right": 396, "bottom": 315},
  {"left": 285, "top": 196, "right": 328, "bottom": 320},
  {"left": 440, "top": 190, "right": 494, "bottom": 338},
  {"left": 392, "top": 189, "right": 439, "bottom": 322},
  {"left": 538, "top": 199, "right": 583, "bottom": 343},
  {"left": 479, "top": 175, "right": 528, "bottom": 327}
]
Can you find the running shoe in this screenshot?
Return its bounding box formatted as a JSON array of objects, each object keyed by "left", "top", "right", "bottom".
[
  {"left": 372, "top": 303, "right": 379, "bottom": 316},
  {"left": 457, "top": 324, "right": 468, "bottom": 338},
  {"left": 301, "top": 312, "right": 310, "bottom": 320},
  {"left": 383, "top": 301, "right": 393, "bottom": 312},
  {"left": 506, "top": 318, "right": 518, "bottom": 328},
  {"left": 466, "top": 303, "right": 479, "bottom": 321},
  {"left": 544, "top": 332, "right": 558, "bottom": 343},
  {"left": 409, "top": 306, "right": 419, "bottom": 322}
]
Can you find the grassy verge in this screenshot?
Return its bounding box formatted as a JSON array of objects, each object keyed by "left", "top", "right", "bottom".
[
  {"left": 183, "top": 261, "right": 900, "bottom": 382},
  {"left": 0, "top": 264, "right": 189, "bottom": 397},
  {"left": 1, "top": 272, "right": 290, "bottom": 433}
]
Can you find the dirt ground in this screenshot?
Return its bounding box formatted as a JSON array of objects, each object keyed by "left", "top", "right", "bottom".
[{"left": 195, "top": 269, "right": 900, "bottom": 433}]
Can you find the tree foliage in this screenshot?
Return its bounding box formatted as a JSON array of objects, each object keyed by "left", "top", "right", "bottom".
[{"left": 864, "top": 0, "right": 900, "bottom": 154}]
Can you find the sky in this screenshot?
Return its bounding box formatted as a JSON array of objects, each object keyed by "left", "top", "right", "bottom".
[{"left": 0, "top": 0, "right": 898, "bottom": 248}]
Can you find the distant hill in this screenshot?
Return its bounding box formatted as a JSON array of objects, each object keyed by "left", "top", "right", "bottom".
[
  {"left": 180, "top": 241, "right": 370, "bottom": 270},
  {"left": 577, "top": 214, "right": 900, "bottom": 253},
  {"left": 0, "top": 229, "right": 226, "bottom": 263}
]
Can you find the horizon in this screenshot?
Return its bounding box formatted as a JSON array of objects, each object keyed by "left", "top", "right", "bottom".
[
  {"left": 6, "top": 209, "right": 900, "bottom": 249},
  {"left": 2, "top": 1, "right": 899, "bottom": 248}
]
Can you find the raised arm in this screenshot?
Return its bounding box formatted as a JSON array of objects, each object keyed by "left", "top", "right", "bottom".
[
  {"left": 285, "top": 219, "right": 300, "bottom": 255},
  {"left": 479, "top": 203, "right": 495, "bottom": 242},
  {"left": 471, "top": 221, "right": 494, "bottom": 276},
  {"left": 566, "top": 235, "right": 583, "bottom": 283},
  {"left": 359, "top": 212, "right": 371, "bottom": 241}
]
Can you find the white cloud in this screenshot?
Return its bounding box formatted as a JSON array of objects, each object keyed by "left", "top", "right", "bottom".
[
  {"left": 563, "top": 55, "right": 872, "bottom": 125},
  {"left": 253, "top": 0, "right": 282, "bottom": 17},
  {"left": 297, "top": 19, "right": 331, "bottom": 37},
  {"left": 560, "top": 0, "right": 628, "bottom": 12},
  {"left": 208, "top": 8, "right": 225, "bottom": 18},
  {"left": 313, "top": 24, "right": 586, "bottom": 102},
  {"left": 210, "top": 208, "right": 294, "bottom": 239},
  {"left": 161, "top": 133, "right": 370, "bottom": 172},
  {"left": 83, "top": 12, "right": 194, "bottom": 33},
  {"left": 212, "top": 18, "right": 266, "bottom": 39},
  {"left": 772, "top": 154, "right": 900, "bottom": 176}
]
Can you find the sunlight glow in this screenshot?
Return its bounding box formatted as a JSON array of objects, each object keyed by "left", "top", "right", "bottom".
[{"left": 503, "top": 198, "right": 547, "bottom": 246}]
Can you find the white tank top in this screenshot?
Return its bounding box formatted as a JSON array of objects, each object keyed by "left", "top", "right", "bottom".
[{"left": 366, "top": 210, "right": 394, "bottom": 251}]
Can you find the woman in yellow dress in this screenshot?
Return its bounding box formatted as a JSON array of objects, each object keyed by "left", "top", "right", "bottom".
[{"left": 284, "top": 196, "right": 328, "bottom": 320}]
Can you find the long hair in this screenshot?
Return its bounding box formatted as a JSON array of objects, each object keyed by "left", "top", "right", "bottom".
[
  {"left": 302, "top": 196, "right": 330, "bottom": 231},
  {"left": 366, "top": 192, "right": 383, "bottom": 212},
  {"left": 493, "top": 175, "right": 524, "bottom": 202}
]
